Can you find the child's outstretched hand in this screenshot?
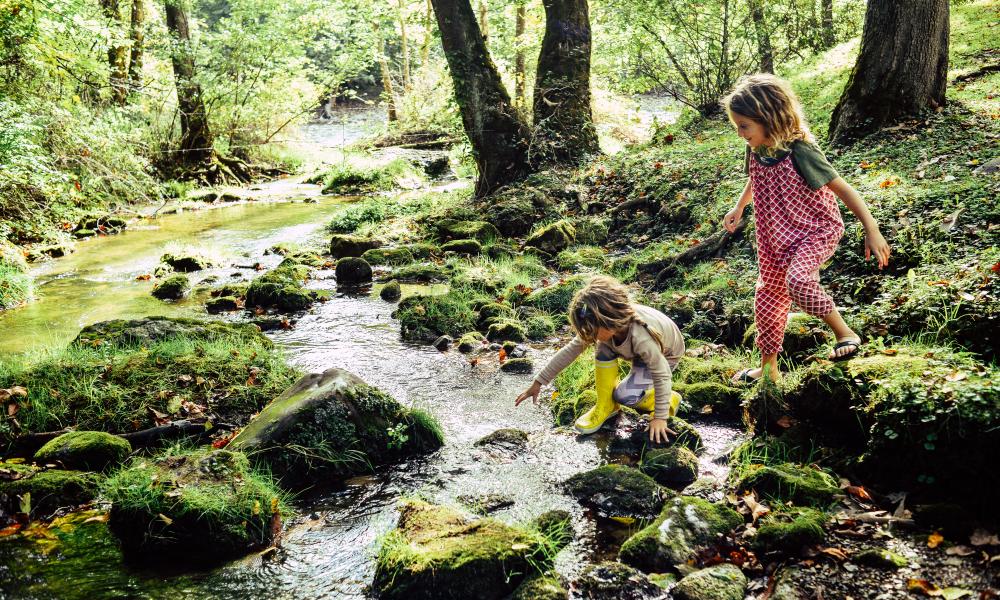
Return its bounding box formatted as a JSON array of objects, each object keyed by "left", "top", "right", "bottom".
[
  {"left": 515, "top": 381, "right": 542, "bottom": 407},
  {"left": 723, "top": 206, "right": 744, "bottom": 233},
  {"left": 647, "top": 418, "right": 676, "bottom": 444},
  {"left": 865, "top": 228, "right": 891, "bottom": 269}
]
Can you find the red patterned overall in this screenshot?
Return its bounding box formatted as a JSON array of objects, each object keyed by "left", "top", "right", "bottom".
[{"left": 749, "top": 152, "right": 844, "bottom": 355}]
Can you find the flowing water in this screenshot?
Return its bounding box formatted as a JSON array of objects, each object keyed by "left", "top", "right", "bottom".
[{"left": 0, "top": 108, "right": 742, "bottom": 599}]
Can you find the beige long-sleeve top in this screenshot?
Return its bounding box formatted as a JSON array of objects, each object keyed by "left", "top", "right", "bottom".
[{"left": 534, "top": 304, "right": 685, "bottom": 419}]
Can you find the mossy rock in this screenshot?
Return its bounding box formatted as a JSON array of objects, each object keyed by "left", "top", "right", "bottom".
[
  {"left": 391, "top": 263, "right": 448, "bottom": 283},
  {"left": 456, "top": 493, "right": 515, "bottom": 515},
  {"left": 481, "top": 185, "right": 561, "bottom": 237},
  {"left": 335, "top": 256, "right": 373, "bottom": 285},
  {"left": 754, "top": 507, "right": 827, "bottom": 553},
  {"left": 551, "top": 389, "right": 597, "bottom": 426},
  {"left": 640, "top": 446, "right": 699, "bottom": 490},
  {"left": 487, "top": 319, "right": 527, "bottom": 343},
  {"left": 380, "top": 279, "right": 402, "bottom": 301},
  {"left": 209, "top": 283, "right": 247, "bottom": 298},
  {"left": 441, "top": 239, "right": 482, "bottom": 255},
  {"left": 732, "top": 463, "right": 838, "bottom": 506},
  {"left": 457, "top": 331, "right": 486, "bottom": 353},
  {"left": 522, "top": 276, "right": 586, "bottom": 315},
  {"left": 206, "top": 295, "right": 241, "bottom": 313},
  {"left": 556, "top": 246, "right": 606, "bottom": 270},
  {"left": 34, "top": 431, "right": 131, "bottom": 472},
  {"left": 397, "top": 292, "right": 478, "bottom": 342},
  {"left": 672, "top": 563, "right": 747, "bottom": 600},
  {"left": 72, "top": 316, "right": 269, "bottom": 348},
  {"left": 573, "top": 562, "right": 663, "bottom": 600},
  {"left": 436, "top": 220, "right": 500, "bottom": 242},
  {"left": 571, "top": 217, "right": 610, "bottom": 245},
  {"left": 673, "top": 354, "right": 746, "bottom": 385},
  {"left": 0, "top": 462, "right": 100, "bottom": 517},
  {"left": 500, "top": 357, "right": 534, "bottom": 374},
  {"left": 607, "top": 412, "right": 703, "bottom": 458},
  {"left": 105, "top": 448, "right": 283, "bottom": 561},
  {"left": 532, "top": 509, "right": 573, "bottom": 548},
  {"left": 229, "top": 368, "right": 443, "bottom": 485},
  {"left": 161, "top": 253, "right": 212, "bottom": 272},
  {"left": 151, "top": 275, "right": 190, "bottom": 300},
  {"left": 362, "top": 247, "right": 415, "bottom": 266},
  {"left": 619, "top": 495, "right": 743, "bottom": 573},
  {"left": 677, "top": 381, "right": 745, "bottom": 418},
  {"left": 372, "top": 499, "right": 554, "bottom": 600},
  {"left": 245, "top": 262, "right": 315, "bottom": 311},
  {"left": 329, "top": 234, "right": 380, "bottom": 258},
  {"left": 853, "top": 547, "right": 908, "bottom": 569},
  {"left": 525, "top": 220, "right": 576, "bottom": 255},
  {"left": 565, "top": 464, "right": 669, "bottom": 520},
  {"left": 513, "top": 573, "right": 567, "bottom": 600},
  {"left": 475, "top": 428, "right": 528, "bottom": 450},
  {"left": 476, "top": 302, "right": 513, "bottom": 329},
  {"left": 524, "top": 314, "right": 556, "bottom": 340}
]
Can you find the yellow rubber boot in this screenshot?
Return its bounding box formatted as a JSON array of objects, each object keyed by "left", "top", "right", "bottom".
[
  {"left": 574, "top": 359, "right": 620, "bottom": 434},
  {"left": 633, "top": 389, "right": 682, "bottom": 418}
]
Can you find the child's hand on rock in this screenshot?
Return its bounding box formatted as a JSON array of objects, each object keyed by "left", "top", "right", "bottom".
[
  {"left": 647, "top": 418, "right": 676, "bottom": 444},
  {"left": 515, "top": 381, "right": 542, "bottom": 407}
]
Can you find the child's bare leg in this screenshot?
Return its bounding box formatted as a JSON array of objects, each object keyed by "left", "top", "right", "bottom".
[
  {"left": 742, "top": 352, "right": 780, "bottom": 381},
  {"left": 821, "top": 308, "right": 861, "bottom": 358}
]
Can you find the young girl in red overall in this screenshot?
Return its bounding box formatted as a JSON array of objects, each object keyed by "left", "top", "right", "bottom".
[{"left": 721, "top": 74, "right": 891, "bottom": 383}]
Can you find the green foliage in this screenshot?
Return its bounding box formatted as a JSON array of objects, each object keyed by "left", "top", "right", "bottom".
[
  {"left": 320, "top": 156, "right": 423, "bottom": 195},
  {"left": 0, "top": 261, "right": 31, "bottom": 310}
]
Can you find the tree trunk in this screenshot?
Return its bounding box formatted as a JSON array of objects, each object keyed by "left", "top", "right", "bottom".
[
  {"left": 749, "top": 0, "right": 774, "bottom": 73},
  {"left": 478, "top": 0, "right": 488, "bottom": 43},
  {"left": 514, "top": 4, "right": 526, "bottom": 111},
  {"left": 126, "top": 0, "right": 145, "bottom": 95},
  {"left": 164, "top": 0, "right": 214, "bottom": 166},
  {"left": 430, "top": 0, "right": 531, "bottom": 197},
  {"left": 420, "top": 0, "right": 432, "bottom": 67},
  {"left": 100, "top": 0, "right": 129, "bottom": 105},
  {"left": 532, "top": 0, "right": 599, "bottom": 163},
  {"left": 821, "top": 0, "right": 834, "bottom": 48},
  {"left": 397, "top": 0, "right": 411, "bottom": 91},
  {"left": 830, "top": 0, "right": 949, "bottom": 144},
  {"left": 374, "top": 21, "right": 398, "bottom": 121}
]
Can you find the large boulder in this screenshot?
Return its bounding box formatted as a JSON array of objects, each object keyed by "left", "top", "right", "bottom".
[
  {"left": 72, "top": 316, "right": 268, "bottom": 348},
  {"left": 245, "top": 261, "right": 316, "bottom": 312},
  {"left": 335, "top": 256, "right": 373, "bottom": 286},
  {"left": 34, "top": 431, "right": 131, "bottom": 472},
  {"left": 606, "top": 411, "right": 703, "bottom": 459},
  {"left": 229, "top": 368, "right": 443, "bottom": 485},
  {"left": 672, "top": 563, "right": 747, "bottom": 600},
  {"left": 565, "top": 464, "right": 669, "bottom": 520},
  {"left": 0, "top": 461, "right": 99, "bottom": 518},
  {"left": 329, "top": 234, "right": 380, "bottom": 258},
  {"left": 372, "top": 499, "right": 557, "bottom": 600},
  {"left": 105, "top": 448, "right": 283, "bottom": 561},
  {"left": 619, "top": 495, "right": 742, "bottom": 573}
]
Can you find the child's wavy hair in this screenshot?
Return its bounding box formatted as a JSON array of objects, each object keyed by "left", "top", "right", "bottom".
[
  {"left": 722, "top": 73, "right": 814, "bottom": 151},
  {"left": 568, "top": 276, "right": 665, "bottom": 351}
]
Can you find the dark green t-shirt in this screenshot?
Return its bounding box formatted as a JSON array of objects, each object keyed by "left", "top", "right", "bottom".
[{"left": 743, "top": 139, "right": 840, "bottom": 191}]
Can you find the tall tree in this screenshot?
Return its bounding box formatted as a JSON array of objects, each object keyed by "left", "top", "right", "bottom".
[
  {"left": 99, "top": 0, "right": 129, "bottom": 105},
  {"left": 514, "top": 3, "right": 527, "bottom": 111},
  {"left": 430, "top": 0, "right": 531, "bottom": 196},
  {"left": 164, "top": 0, "right": 213, "bottom": 166},
  {"left": 397, "top": 0, "right": 411, "bottom": 90},
  {"left": 748, "top": 0, "right": 773, "bottom": 73},
  {"left": 830, "top": 0, "right": 949, "bottom": 143},
  {"left": 373, "top": 21, "right": 399, "bottom": 121},
  {"left": 420, "top": 0, "right": 432, "bottom": 67},
  {"left": 533, "top": 0, "right": 599, "bottom": 162},
  {"left": 820, "top": 0, "right": 834, "bottom": 48},
  {"left": 478, "top": 0, "right": 489, "bottom": 42},
  {"left": 126, "top": 0, "right": 145, "bottom": 95}
]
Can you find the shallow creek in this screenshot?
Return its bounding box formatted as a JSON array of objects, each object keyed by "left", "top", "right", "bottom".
[{"left": 0, "top": 117, "right": 742, "bottom": 599}]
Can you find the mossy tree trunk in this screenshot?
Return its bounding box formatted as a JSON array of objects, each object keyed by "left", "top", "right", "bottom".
[
  {"left": 420, "top": 0, "right": 432, "bottom": 67},
  {"left": 830, "top": 0, "right": 949, "bottom": 144},
  {"left": 126, "top": 0, "right": 145, "bottom": 95},
  {"left": 820, "top": 0, "right": 834, "bottom": 48},
  {"left": 748, "top": 0, "right": 773, "bottom": 74},
  {"left": 532, "top": 0, "right": 599, "bottom": 163},
  {"left": 374, "top": 21, "right": 399, "bottom": 122},
  {"left": 164, "top": 0, "right": 214, "bottom": 167},
  {"left": 397, "top": 0, "right": 411, "bottom": 91},
  {"left": 430, "top": 0, "right": 531, "bottom": 197},
  {"left": 478, "top": 0, "right": 489, "bottom": 43},
  {"left": 100, "top": 0, "right": 129, "bottom": 105},
  {"left": 514, "top": 3, "right": 527, "bottom": 112}
]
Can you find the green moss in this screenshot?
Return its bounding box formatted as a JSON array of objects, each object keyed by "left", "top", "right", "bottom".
[
  {"left": 555, "top": 245, "right": 606, "bottom": 270},
  {"left": 373, "top": 499, "right": 555, "bottom": 600},
  {"left": 206, "top": 295, "right": 241, "bottom": 313},
  {"left": 672, "top": 563, "right": 747, "bottom": 600},
  {"left": 571, "top": 217, "right": 610, "bottom": 246},
  {"left": 754, "top": 508, "right": 827, "bottom": 553},
  {"left": 565, "top": 464, "right": 668, "bottom": 519},
  {"left": 245, "top": 262, "right": 314, "bottom": 311},
  {"left": 500, "top": 358, "right": 534, "bottom": 374},
  {"left": 512, "top": 573, "right": 567, "bottom": 600},
  {"left": 335, "top": 256, "right": 373, "bottom": 285},
  {"left": 436, "top": 220, "right": 500, "bottom": 242},
  {"left": 524, "top": 314, "right": 557, "bottom": 340},
  {"left": 853, "top": 547, "right": 908, "bottom": 569},
  {"left": 0, "top": 464, "right": 100, "bottom": 517},
  {"left": 320, "top": 156, "right": 423, "bottom": 195},
  {"left": 362, "top": 246, "right": 416, "bottom": 266},
  {"left": 525, "top": 219, "right": 576, "bottom": 254},
  {"left": 676, "top": 381, "right": 745, "bottom": 418},
  {"left": 392, "top": 263, "right": 448, "bottom": 282},
  {"left": 457, "top": 331, "right": 486, "bottom": 353},
  {"left": 34, "top": 431, "right": 131, "bottom": 472},
  {"left": 640, "top": 446, "right": 699, "bottom": 490},
  {"left": 104, "top": 447, "right": 287, "bottom": 560},
  {"left": 151, "top": 275, "right": 190, "bottom": 300},
  {"left": 733, "top": 463, "right": 838, "bottom": 507},
  {"left": 0, "top": 261, "right": 31, "bottom": 310},
  {"left": 329, "top": 234, "right": 380, "bottom": 258},
  {"left": 161, "top": 253, "right": 212, "bottom": 272},
  {"left": 380, "top": 279, "right": 402, "bottom": 301},
  {"left": 396, "top": 292, "right": 479, "bottom": 342},
  {"left": 441, "top": 238, "right": 482, "bottom": 255},
  {"left": 486, "top": 319, "right": 527, "bottom": 342},
  {"left": 521, "top": 276, "right": 586, "bottom": 315},
  {"left": 619, "top": 495, "right": 743, "bottom": 573}
]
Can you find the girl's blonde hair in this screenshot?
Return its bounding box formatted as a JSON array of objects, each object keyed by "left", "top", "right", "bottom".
[
  {"left": 568, "top": 275, "right": 665, "bottom": 351},
  {"left": 722, "top": 73, "right": 814, "bottom": 151}
]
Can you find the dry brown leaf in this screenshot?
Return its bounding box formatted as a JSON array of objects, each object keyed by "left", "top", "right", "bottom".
[
  {"left": 820, "top": 547, "right": 849, "bottom": 561},
  {"left": 742, "top": 493, "right": 770, "bottom": 524},
  {"left": 928, "top": 532, "right": 945, "bottom": 548}
]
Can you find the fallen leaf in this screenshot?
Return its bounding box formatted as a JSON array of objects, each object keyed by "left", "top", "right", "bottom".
[
  {"left": 939, "top": 588, "right": 974, "bottom": 600},
  {"left": 498, "top": 348, "right": 507, "bottom": 363},
  {"left": 468, "top": 357, "right": 479, "bottom": 368},
  {"left": 742, "top": 492, "right": 770, "bottom": 524},
  {"left": 928, "top": 532, "right": 945, "bottom": 548},
  {"left": 879, "top": 178, "right": 899, "bottom": 188},
  {"left": 212, "top": 429, "right": 239, "bottom": 449},
  {"left": 157, "top": 513, "right": 174, "bottom": 526},
  {"left": 845, "top": 485, "right": 873, "bottom": 502},
  {"left": 700, "top": 404, "right": 714, "bottom": 415},
  {"left": 945, "top": 371, "right": 968, "bottom": 382},
  {"left": 511, "top": 543, "right": 530, "bottom": 551},
  {"left": 0, "top": 524, "right": 22, "bottom": 537},
  {"left": 820, "top": 547, "right": 849, "bottom": 561},
  {"left": 882, "top": 348, "right": 899, "bottom": 356},
  {"left": 136, "top": 273, "right": 152, "bottom": 281},
  {"left": 776, "top": 415, "right": 797, "bottom": 429},
  {"left": 148, "top": 407, "right": 170, "bottom": 426},
  {"left": 908, "top": 579, "right": 940, "bottom": 595},
  {"left": 246, "top": 367, "right": 260, "bottom": 386}
]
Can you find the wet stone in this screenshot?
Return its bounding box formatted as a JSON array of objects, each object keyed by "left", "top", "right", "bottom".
[
  {"left": 161, "top": 253, "right": 212, "bottom": 272},
  {"left": 456, "top": 493, "right": 515, "bottom": 515},
  {"left": 573, "top": 562, "right": 664, "bottom": 600},
  {"left": 672, "top": 563, "right": 747, "bottom": 600},
  {"left": 474, "top": 428, "right": 529, "bottom": 451},
  {"left": 607, "top": 411, "right": 703, "bottom": 459},
  {"left": 500, "top": 358, "right": 534, "bottom": 374},
  {"left": 457, "top": 331, "right": 486, "bottom": 353},
  {"left": 335, "top": 256, "right": 373, "bottom": 286},
  {"left": 433, "top": 335, "right": 452, "bottom": 351},
  {"left": 640, "top": 446, "right": 699, "bottom": 490},
  {"left": 329, "top": 234, "right": 380, "bottom": 259},
  {"left": 151, "top": 275, "right": 190, "bottom": 300},
  {"left": 380, "top": 279, "right": 402, "bottom": 301},
  {"left": 565, "top": 464, "right": 669, "bottom": 520},
  {"left": 853, "top": 548, "right": 908, "bottom": 569},
  {"left": 206, "top": 295, "right": 241, "bottom": 313},
  {"left": 0, "top": 462, "right": 100, "bottom": 518}
]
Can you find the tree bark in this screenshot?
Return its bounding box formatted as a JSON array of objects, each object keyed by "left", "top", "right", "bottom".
[
  {"left": 478, "top": 0, "right": 489, "bottom": 43},
  {"left": 830, "top": 0, "right": 949, "bottom": 144},
  {"left": 821, "top": 0, "right": 834, "bottom": 48},
  {"left": 397, "top": 0, "right": 411, "bottom": 90},
  {"left": 126, "top": 0, "right": 145, "bottom": 95},
  {"left": 420, "top": 0, "right": 432, "bottom": 67},
  {"left": 430, "top": 0, "right": 532, "bottom": 197},
  {"left": 374, "top": 21, "right": 399, "bottom": 121},
  {"left": 532, "top": 0, "right": 599, "bottom": 163},
  {"left": 514, "top": 4, "right": 526, "bottom": 111},
  {"left": 164, "top": 0, "right": 214, "bottom": 166},
  {"left": 100, "top": 0, "right": 129, "bottom": 105},
  {"left": 749, "top": 0, "right": 774, "bottom": 73}
]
